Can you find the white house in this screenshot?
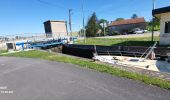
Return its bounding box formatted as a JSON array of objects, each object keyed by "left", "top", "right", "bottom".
[{"left": 153, "top": 6, "right": 170, "bottom": 45}]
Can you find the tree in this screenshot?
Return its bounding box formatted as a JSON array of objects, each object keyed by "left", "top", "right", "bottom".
[
  {"left": 98, "top": 19, "right": 109, "bottom": 36},
  {"left": 147, "top": 17, "right": 160, "bottom": 31},
  {"left": 86, "top": 12, "right": 100, "bottom": 37},
  {"left": 131, "top": 14, "right": 138, "bottom": 19},
  {"left": 115, "top": 18, "right": 124, "bottom": 21},
  {"left": 99, "top": 19, "right": 108, "bottom": 24}
]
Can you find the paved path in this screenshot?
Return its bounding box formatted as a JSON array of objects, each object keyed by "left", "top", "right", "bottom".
[
  {"left": 95, "top": 32, "right": 160, "bottom": 39},
  {"left": 0, "top": 57, "right": 169, "bottom": 100}
]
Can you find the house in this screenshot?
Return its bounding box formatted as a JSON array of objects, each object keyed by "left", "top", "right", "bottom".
[
  {"left": 153, "top": 6, "right": 170, "bottom": 45},
  {"left": 108, "top": 18, "right": 146, "bottom": 34},
  {"left": 44, "top": 20, "right": 68, "bottom": 37}
]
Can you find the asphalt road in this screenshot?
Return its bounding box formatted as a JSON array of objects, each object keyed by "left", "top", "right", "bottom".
[{"left": 0, "top": 57, "right": 169, "bottom": 100}]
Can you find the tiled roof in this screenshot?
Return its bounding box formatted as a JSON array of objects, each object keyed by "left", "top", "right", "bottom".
[{"left": 109, "top": 18, "right": 145, "bottom": 27}]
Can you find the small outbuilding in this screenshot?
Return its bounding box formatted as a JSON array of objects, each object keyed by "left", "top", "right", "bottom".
[
  {"left": 44, "top": 20, "right": 68, "bottom": 37},
  {"left": 153, "top": 6, "right": 170, "bottom": 45}
]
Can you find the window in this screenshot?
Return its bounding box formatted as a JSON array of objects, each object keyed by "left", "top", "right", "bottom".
[{"left": 165, "top": 21, "right": 170, "bottom": 33}]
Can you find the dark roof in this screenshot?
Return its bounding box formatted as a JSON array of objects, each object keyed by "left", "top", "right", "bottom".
[
  {"left": 153, "top": 6, "right": 170, "bottom": 15},
  {"left": 109, "top": 18, "right": 145, "bottom": 27},
  {"left": 44, "top": 20, "right": 66, "bottom": 24}
]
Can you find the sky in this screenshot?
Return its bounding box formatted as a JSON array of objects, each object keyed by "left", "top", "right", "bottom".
[{"left": 0, "top": 0, "right": 170, "bottom": 36}]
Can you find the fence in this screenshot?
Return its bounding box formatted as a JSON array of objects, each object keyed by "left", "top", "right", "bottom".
[
  {"left": 0, "top": 33, "right": 72, "bottom": 43},
  {"left": 0, "top": 33, "right": 77, "bottom": 51},
  {"left": 62, "top": 44, "right": 170, "bottom": 60}
]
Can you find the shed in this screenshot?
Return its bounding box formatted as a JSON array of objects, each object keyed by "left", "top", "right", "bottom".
[{"left": 44, "top": 20, "right": 68, "bottom": 37}]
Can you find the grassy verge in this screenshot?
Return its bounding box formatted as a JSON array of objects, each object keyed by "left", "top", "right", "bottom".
[
  {"left": 1, "top": 50, "right": 170, "bottom": 90},
  {"left": 0, "top": 50, "right": 8, "bottom": 53},
  {"left": 77, "top": 36, "right": 159, "bottom": 46}
]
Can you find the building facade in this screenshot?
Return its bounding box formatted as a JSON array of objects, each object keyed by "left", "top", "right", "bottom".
[
  {"left": 108, "top": 18, "right": 146, "bottom": 34},
  {"left": 153, "top": 6, "right": 170, "bottom": 45},
  {"left": 44, "top": 20, "right": 68, "bottom": 37}
]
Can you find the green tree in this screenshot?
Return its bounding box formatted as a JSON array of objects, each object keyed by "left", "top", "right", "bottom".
[
  {"left": 98, "top": 19, "right": 109, "bottom": 36},
  {"left": 147, "top": 17, "right": 160, "bottom": 31},
  {"left": 86, "top": 12, "right": 100, "bottom": 37},
  {"left": 99, "top": 19, "right": 109, "bottom": 25},
  {"left": 131, "top": 14, "right": 138, "bottom": 19},
  {"left": 115, "top": 18, "right": 124, "bottom": 21}
]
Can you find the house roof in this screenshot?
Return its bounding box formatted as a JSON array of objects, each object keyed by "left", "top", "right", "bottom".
[
  {"left": 152, "top": 6, "right": 170, "bottom": 16},
  {"left": 108, "top": 18, "right": 145, "bottom": 27}
]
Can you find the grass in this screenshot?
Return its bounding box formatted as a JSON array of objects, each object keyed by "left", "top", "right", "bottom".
[
  {"left": 77, "top": 36, "right": 159, "bottom": 46},
  {"left": 1, "top": 50, "right": 170, "bottom": 90},
  {"left": 0, "top": 50, "right": 8, "bottom": 53}
]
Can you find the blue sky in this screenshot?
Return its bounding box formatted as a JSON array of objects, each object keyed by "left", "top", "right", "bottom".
[{"left": 0, "top": 0, "right": 170, "bottom": 35}]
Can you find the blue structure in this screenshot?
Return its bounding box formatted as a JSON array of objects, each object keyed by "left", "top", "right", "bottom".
[
  {"left": 15, "top": 37, "right": 77, "bottom": 49},
  {"left": 15, "top": 42, "right": 25, "bottom": 50},
  {"left": 29, "top": 41, "right": 64, "bottom": 48}
]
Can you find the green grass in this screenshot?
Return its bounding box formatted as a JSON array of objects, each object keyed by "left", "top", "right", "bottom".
[
  {"left": 77, "top": 36, "right": 159, "bottom": 46},
  {"left": 1, "top": 50, "right": 170, "bottom": 90},
  {"left": 0, "top": 50, "right": 8, "bottom": 53}
]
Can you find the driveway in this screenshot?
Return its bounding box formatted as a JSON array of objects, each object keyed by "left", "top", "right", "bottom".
[{"left": 0, "top": 57, "right": 169, "bottom": 100}]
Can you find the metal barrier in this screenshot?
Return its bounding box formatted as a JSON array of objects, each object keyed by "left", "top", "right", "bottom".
[{"left": 62, "top": 44, "right": 170, "bottom": 60}]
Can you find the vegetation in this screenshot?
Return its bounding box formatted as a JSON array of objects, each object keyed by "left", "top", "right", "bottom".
[
  {"left": 99, "top": 19, "right": 109, "bottom": 25},
  {"left": 86, "top": 12, "right": 100, "bottom": 37},
  {"left": 1, "top": 50, "right": 170, "bottom": 90},
  {"left": 115, "top": 18, "right": 124, "bottom": 21},
  {"left": 0, "top": 50, "right": 8, "bottom": 53},
  {"left": 98, "top": 19, "right": 109, "bottom": 36},
  {"left": 131, "top": 14, "right": 138, "bottom": 19},
  {"left": 78, "top": 36, "right": 159, "bottom": 46},
  {"left": 147, "top": 17, "right": 160, "bottom": 31}
]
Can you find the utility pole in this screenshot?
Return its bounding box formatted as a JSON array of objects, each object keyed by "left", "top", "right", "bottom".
[
  {"left": 82, "top": 0, "right": 86, "bottom": 43},
  {"left": 152, "top": 0, "right": 156, "bottom": 42},
  {"left": 65, "top": 21, "right": 69, "bottom": 36},
  {"left": 103, "top": 22, "right": 106, "bottom": 36},
  {"left": 69, "top": 9, "right": 73, "bottom": 37}
]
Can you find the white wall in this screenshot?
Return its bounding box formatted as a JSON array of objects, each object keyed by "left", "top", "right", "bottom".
[
  {"left": 50, "top": 22, "right": 68, "bottom": 37},
  {"left": 159, "top": 13, "right": 170, "bottom": 45},
  {"left": 0, "top": 43, "right": 7, "bottom": 50}
]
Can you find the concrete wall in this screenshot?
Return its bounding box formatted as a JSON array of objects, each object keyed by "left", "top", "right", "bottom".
[
  {"left": 0, "top": 43, "right": 7, "bottom": 50},
  {"left": 159, "top": 13, "right": 170, "bottom": 45},
  {"left": 44, "top": 21, "right": 68, "bottom": 37}
]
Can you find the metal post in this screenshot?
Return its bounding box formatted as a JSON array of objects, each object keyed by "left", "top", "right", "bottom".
[
  {"left": 69, "top": 9, "right": 73, "bottom": 37},
  {"left": 103, "top": 22, "right": 106, "bottom": 36},
  {"left": 82, "top": 0, "right": 86, "bottom": 43},
  {"left": 65, "top": 21, "right": 69, "bottom": 36},
  {"left": 152, "top": 17, "right": 155, "bottom": 42},
  {"left": 152, "top": 0, "right": 156, "bottom": 42}
]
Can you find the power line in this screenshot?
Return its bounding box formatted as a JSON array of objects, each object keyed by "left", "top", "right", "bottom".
[
  {"left": 36, "top": 0, "right": 69, "bottom": 10},
  {"left": 36, "top": 0, "right": 92, "bottom": 13}
]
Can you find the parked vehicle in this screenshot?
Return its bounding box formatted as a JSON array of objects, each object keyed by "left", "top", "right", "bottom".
[
  {"left": 143, "top": 30, "right": 148, "bottom": 33},
  {"left": 132, "top": 28, "right": 148, "bottom": 34},
  {"left": 134, "top": 30, "right": 144, "bottom": 34}
]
